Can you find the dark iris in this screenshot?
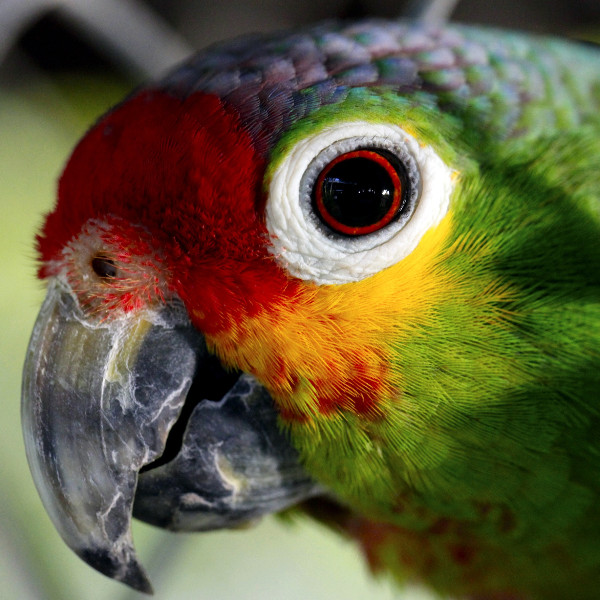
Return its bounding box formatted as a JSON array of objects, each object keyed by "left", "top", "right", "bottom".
[
  {"left": 313, "top": 149, "right": 405, "bottom": 236},
  {"left": 91, "top": 255, "right": 118, "bottom": 279}
]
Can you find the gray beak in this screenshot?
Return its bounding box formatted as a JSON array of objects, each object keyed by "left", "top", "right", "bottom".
[{"left": 22, "top": 279, "right": 321, "bottom": 594}]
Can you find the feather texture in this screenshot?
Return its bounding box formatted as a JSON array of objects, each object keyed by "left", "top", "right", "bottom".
[{"left": 34, "top": 19, "right": 600, "bottom": 600}]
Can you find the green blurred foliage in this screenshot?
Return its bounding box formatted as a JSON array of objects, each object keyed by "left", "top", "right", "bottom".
[{"left": 0, "top": 73, "right": 438, "bottom": 599}]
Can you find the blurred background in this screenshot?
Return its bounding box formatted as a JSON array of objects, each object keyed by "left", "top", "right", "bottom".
[{"left": 1, "top": 1, "right": 599, "bottom": 599}]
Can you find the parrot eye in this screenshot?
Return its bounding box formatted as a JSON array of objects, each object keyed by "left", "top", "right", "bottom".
[
  {"left": 313, "top": 149, "right": 408, "bottom": 236},
  {"left": 91, "top": 255, "right": 118, "bottom": 280},
  {"left": 265, "top": 120, "right": 455, "bottom": 284}
]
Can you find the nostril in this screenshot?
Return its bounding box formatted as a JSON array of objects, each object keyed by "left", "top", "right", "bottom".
[{"left": 140, "top": 354, "right": 241, "bottom": 472}]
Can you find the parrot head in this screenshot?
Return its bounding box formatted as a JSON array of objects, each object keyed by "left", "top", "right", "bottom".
[{"left": 22, "top": 19, "right": 600, "bottom": 598}]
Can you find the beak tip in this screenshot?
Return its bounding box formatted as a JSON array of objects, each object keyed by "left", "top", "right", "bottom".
[
  {"left": 79, "top": 548, "right": 154, "bottom": 595},
  {"left": 125, "top": 570, "right": 154, "bottom": 596},
  {"left": 122, "top": 565, "right": 154, "bottom": 596}
]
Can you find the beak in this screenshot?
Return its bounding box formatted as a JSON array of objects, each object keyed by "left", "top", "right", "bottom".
[
  {"left": 22, "top": 279, "right": 321, "bottom": 594},
  {"left": 133, "top": 372, "right": 321, "bottom": 531}
]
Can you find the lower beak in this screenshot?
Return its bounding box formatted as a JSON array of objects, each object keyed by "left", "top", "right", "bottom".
[{"left": 22, "top": 279, "right": 321, "bottom": 594}]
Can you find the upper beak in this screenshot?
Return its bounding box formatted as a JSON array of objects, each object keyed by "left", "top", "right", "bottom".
[{"left": 22, "top": 279, "right": 321, "bottom": 594}]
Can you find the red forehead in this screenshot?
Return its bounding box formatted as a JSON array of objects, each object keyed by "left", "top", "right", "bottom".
[{"left": 38, "top": 90, "right": 267, "bottom": 270}]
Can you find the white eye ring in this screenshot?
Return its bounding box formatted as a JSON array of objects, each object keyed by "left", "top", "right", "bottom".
[{"left": 265, "top": 121, "right": 455, "bottom": 284}]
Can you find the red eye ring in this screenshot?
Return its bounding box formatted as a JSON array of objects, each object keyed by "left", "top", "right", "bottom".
[{"left": 313, "top": 149, "right": 404, "bottom": 236}]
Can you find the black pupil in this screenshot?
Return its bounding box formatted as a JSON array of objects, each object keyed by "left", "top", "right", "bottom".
[
  {"left": 318, "top": 156, "right": 396, "bottom": 229},
  {"left": 91, "top": 256, "right": 117, "bottom": 279}
]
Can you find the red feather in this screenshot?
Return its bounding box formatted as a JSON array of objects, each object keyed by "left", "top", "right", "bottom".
[{"left": 38, "top": 90, "right": 296, "bottom": 331}]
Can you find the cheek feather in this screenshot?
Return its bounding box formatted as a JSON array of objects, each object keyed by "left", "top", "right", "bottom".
[
  {"left": 178, "top": 257, "right": 297, "bottom": 335},
  {"left": 206, "top": 214, "right": 456, "bottom": 421}
]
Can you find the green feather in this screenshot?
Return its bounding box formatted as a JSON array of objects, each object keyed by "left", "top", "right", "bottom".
[{"left": 278, "top": 58, "right": 600, "bottom": 598}]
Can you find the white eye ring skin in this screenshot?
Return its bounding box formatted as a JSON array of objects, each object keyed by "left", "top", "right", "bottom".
[{"left": 265, "top": 121, "right": 456, "bottom": 285}]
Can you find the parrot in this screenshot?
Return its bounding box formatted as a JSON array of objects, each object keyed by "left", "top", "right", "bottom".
[{"left": 21, "top": 17, "right": 600, "bottom": 600}]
